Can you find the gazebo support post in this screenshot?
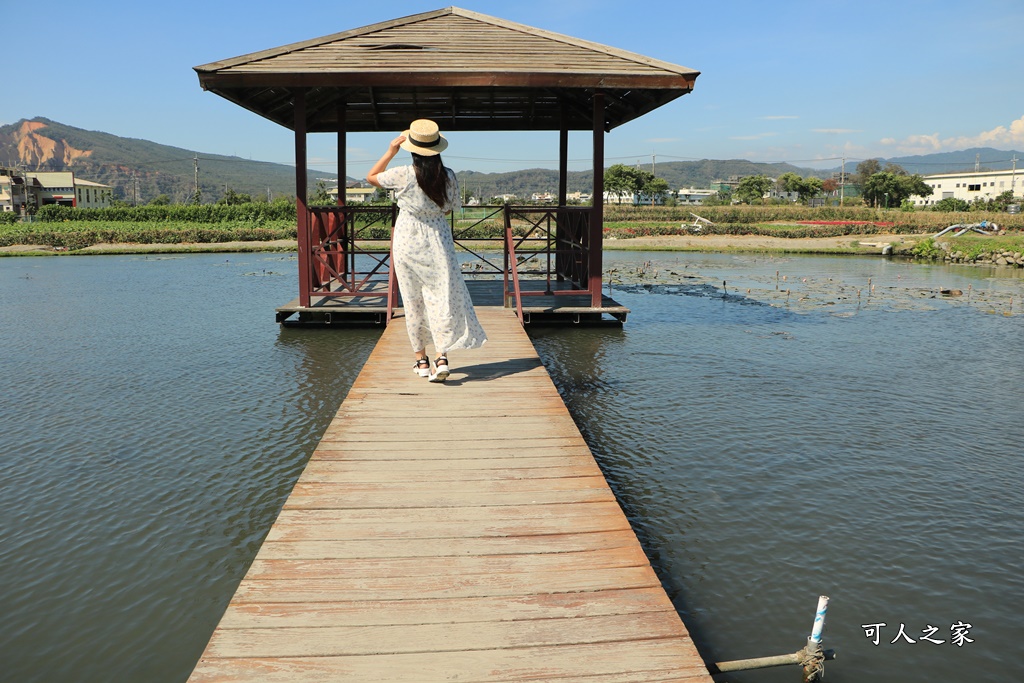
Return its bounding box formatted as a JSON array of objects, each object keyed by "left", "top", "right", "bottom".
[
  {"left": 337, "top": 103, "right": 349, "bottom": 286},
  {"left": 590, "top": 91, "right": 605, "bottom": 307},
  {"left": 558, "top": 117, "right": 568, "bottom": 205},
  {"left": 294, "top": 89, "right": 311, "bottom": 307},
  {"left": 336, "top": 104, "right": 346, "bottom": 208},
  {"left": 557, "top": 109, "right": 569, "bottom": 282}
]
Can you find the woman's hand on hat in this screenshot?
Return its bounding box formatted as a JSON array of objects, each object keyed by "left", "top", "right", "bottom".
[{"left": 389, "top": 135, "right": 406, "bottom": 152}]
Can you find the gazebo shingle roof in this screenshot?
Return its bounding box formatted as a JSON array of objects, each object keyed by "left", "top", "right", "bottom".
[{"left": 195, "top": 6, "right": 699, "bottom": 133}]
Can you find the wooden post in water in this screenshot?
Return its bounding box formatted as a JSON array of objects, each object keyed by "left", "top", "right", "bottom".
[
  {"left": 801, "top": 595, "right": 829, "bottom": 683},
  {"left": 711, "top": 596, "right": 832, "bottom": 682}
]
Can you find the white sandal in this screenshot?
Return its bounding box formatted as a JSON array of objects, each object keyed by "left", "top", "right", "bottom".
[
  {"left": 413, "top": 358, "right": 431, "bottom": 378},
  {"left": 429, "top": 355, "right": 449, "bottom": 383}
]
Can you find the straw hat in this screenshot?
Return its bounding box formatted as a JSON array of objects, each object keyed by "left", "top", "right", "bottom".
[{"left": 400, "top": 119, "right": 448, "bottom": 156}]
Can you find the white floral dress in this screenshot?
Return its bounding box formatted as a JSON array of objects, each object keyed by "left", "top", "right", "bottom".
[{"left": 377, "top": 165, "right": 487, "bottom": 353}]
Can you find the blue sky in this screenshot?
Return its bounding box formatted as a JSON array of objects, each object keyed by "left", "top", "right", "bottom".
[{"left": 3, "top": 0, "right": 1022, "bottom": 177}]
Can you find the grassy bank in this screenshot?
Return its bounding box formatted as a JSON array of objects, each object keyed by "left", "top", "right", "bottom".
[
  {"left": 0, "top": 220, "right": 297, "bottom": 251},
  {"left": 3, "top": 204, "right": 1022, "bottom": 260}
]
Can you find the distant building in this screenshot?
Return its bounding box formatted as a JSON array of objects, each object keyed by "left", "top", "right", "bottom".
[
  {"left": 74, "top": 178, "right": 113, "bottom": 209},
  {"left": 913, "top": 168, "right": 1021, "bottom": 207},
  {"left": 0, "top": 169, "right": 111, "bottom": 212},
  {"left": 603, "top": 191, "right": 636, "bottom": 204},
  {"left": 710, "top": 175, "right": 742, "bottom": 194},
  {"left": 0, "top": 173, "right": 26, "bottom": 213},
  {"left": 327, "top": 185, "right": 379, "bottom": 203},
  {"left": 767, "top": 187, "right": 800, "bottom": 203},
  {"left": 603, "top": 190, "right": 671, "bottom": 205},
  {"left": 26, "top": 172, "right": 77, "bottom": 207},
  {"left": 676, "top": 187, "right": 717, "bottom": 205}
]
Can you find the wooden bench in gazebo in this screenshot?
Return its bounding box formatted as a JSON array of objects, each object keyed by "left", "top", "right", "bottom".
[{"left": 195, "top": 6, "right": 699, "bottom": 326}]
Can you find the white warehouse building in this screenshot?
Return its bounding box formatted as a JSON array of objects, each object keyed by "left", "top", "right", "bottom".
[{"left": 913, "top": 168, "right": 1021, "bottom": 207}]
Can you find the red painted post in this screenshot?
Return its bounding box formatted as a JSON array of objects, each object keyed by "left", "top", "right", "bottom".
[
  {"left": 557, "top": 110, "right": 568, "bottom": 282},
  {"left": 336, "top": 103, "right": 348, "bottom": 284},
  {"left": 295, "top": 90, "right": 310, "bottom": 307},
  {"left": 590, "top": 92, "right": 605, "bottom": 308}
]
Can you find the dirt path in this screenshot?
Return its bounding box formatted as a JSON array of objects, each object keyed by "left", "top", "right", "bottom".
[
  {"left": 0, "top": 234, "right": 914, "bottom": 256},
  {"left": 602, "top": 233, "right": 910, "bottom": 253}
]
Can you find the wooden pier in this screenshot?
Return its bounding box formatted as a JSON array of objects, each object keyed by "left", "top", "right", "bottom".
[
  {"left": 188, "top": 306, "right": 711, "bottom": 682},
  {"left": 276, "top": 280, "right": 630, "bottom": 327}
]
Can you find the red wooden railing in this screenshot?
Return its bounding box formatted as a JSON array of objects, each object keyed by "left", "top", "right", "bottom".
[{"left": 298, "top": 204, "right": 597, "bottom": 325}]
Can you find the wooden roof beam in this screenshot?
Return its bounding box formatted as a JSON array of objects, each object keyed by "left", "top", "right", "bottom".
[{"left": 199, "top": 72, "right": 695, "bottom": 91}]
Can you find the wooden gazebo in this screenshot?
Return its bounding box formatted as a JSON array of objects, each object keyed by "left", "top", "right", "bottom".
[{"left": 195, "top": 6, "right": 699, "bottom": 325}]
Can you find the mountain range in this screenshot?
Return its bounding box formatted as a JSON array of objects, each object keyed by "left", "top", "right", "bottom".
[
  {"left": 0, "top": 118, "right": 332, "bottom": 205},
  {"left": 1, "top": 117, "right": 1020, "bottom": 204}
]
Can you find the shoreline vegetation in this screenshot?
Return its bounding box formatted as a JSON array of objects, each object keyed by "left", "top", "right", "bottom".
[{"left": 2, "top": 204, "right": 1022, "bottom": 265}]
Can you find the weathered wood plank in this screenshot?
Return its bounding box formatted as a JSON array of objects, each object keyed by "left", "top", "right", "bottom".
[
  {"left": 309, "top": 444, "right": 596, "bottom": 460},
  {"left": 205, "top": 612, "right": 687, "bottom": 658},
  {"left": 281, "top": 481, "right": 615, "bottom": 509},
  {"left": 216, "top": 587, "right": 676, "bottom": 629},
  {"left": 246, "top": 544, "right": 651, "bottom": 580},
  {"left": 272, "top": 501, "right": 627, "bottom": 525},
  {"left": 231, "top": 566, "right": 662, "bottom": 603},
  {"left": 313, "top": 436, "right": 586, "bottom": 451},
  {"left": 253, "top": 529, "right": 642, "bottom": 560},
  {"left": 264, "top": 512, "right": 634, "bottom": 542},
  {"left": 292, "top": 463, "right": 604, "bottom": 483},
  {"left": 189, "top": 640, "right": 710, "bottom": 682},
  {"left": 286, "top": 475, "right": 613, "bottom": 497},
  {"left": 299, "top": 455, "right": 601, "bottom": 473}
]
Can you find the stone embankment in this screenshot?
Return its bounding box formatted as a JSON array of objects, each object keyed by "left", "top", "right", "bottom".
[{"left": 944, "top": 249, "right": 1024, "bottom": 267}]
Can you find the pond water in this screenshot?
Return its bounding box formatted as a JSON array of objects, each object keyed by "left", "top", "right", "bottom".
[{"left": 0, "top": 251, "right": 1021, "bottom": 682}]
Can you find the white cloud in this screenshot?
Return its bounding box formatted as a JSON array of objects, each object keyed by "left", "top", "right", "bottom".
[
  {"left": 881, "top": 116, "right": 1024, "bottom": 154},
  {"left": 647, "top": 137, "right": 680, "bottom": 143},
  {"left": 813, "top": 128, "right": 862, "bottom": 134},
  {"left": 729, "top": 132, "right": 778, "bottom": 141},
  {"left": 761, "top": 115, "right": 798, "bottom": 120}
]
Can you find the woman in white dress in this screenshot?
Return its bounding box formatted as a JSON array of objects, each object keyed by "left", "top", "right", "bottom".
[{"left": 367, "top": 119, "right": 487, "bottom": 383}]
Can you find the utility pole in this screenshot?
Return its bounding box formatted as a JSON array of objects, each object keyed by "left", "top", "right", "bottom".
[
  {"left": 1012, "top": 155, "right": 1018, "bottom": 195},
  {"left": 194, "top": 155, "right": 200, "bottom": 203},
  {"left": 840, "top": 156, "right": 845, "bottom": 207}
]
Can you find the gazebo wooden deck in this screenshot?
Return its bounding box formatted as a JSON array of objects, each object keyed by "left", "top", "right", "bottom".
[{"left": 195, "top": 6, "right": 699, "bottom": 326}]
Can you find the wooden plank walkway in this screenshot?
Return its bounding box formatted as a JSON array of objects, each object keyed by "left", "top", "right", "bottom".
[{"left": 188, "top": 307, "right": 711, "bottom": 682}]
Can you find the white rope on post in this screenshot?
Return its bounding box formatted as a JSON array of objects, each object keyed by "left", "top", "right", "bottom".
[
  {"left": 801, "top": 595, "right": 830, "bottom": 683},
  {"left": 711, "top": 595, "right": 835, "bottom": 682}
]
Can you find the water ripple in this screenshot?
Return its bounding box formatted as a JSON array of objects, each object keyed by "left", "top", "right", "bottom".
[{"left": 531, "top": 254, "right": 1024, "bottom": 683}]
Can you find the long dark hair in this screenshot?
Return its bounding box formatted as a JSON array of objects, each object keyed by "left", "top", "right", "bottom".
[{"left": 412, "top": 153, "right": 452, "bottom": 209}]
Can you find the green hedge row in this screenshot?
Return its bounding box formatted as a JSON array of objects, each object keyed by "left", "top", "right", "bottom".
[
  {"left": 602, "top": 204, "right": 1024, "bottom": 230},
  {"left": 35, "top": 201, "right": 297, "bottom": 223},
  {"left": 0, "top": 220, "right": 296, "bottom": 250}
]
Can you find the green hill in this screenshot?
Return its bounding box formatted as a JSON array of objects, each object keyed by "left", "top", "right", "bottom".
[
  {"left": 0, "top": 117, "right": 339, "bottom": 204},
  {"left": 458, "top": 160, "right": 824, "bottom": 200}
]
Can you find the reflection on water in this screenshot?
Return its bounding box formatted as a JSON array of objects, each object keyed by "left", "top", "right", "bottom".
[
  {"left": 530, "top": 253, "right": 1024, "bottom": 683},
  {"left": 0, "top": 251, "right": 1021, "bottom": 682}
]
